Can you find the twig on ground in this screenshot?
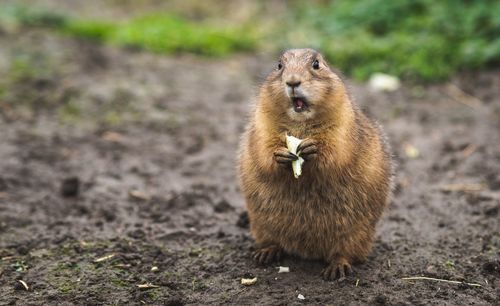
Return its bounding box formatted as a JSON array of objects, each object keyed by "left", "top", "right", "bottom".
[
  {"left": 438, "top": 183, "right": 486, "bottom": 193},
  {"left": 137, "top": 283, "right": 159, "bottom": 289},
  {"left": 94, "top": 254, "right": 115, "bottom": 263},
  {"left": 402, "top": 276, "right": 482, "bottom": 287},
  {"left": 114, "top": 263, "right": 131, "bottom": 269},
  {"left": 445, "top": 84, "right": 483, "bottom": 109}
]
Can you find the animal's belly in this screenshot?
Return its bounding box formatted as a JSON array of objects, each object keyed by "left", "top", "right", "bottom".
[{"left": 257, "top": 187, "right": 339, "bottom": 260}]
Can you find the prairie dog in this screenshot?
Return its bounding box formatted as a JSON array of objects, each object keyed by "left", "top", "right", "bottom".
[{"left": 238, "top": 49, "right": 393, "bottom": 280}]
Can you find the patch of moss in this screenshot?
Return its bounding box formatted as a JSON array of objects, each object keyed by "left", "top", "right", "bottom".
[
  {"left": 58, "top": 99, "right": 83, "bottom": 123},
  {"left": 191, "top": 277, "right": 207, "bottom": 292},
  {"left": 146, "top": 288, "right": 163, "bottom": 301},
  {"left": 48, "top": 262, "right": 82, "bottom": 294},
  {"left": 110, "top": 278, "right": 129, "bottom": 288},
  {"left": 0, "top": 52, "right": 59, "bottom": 113}
]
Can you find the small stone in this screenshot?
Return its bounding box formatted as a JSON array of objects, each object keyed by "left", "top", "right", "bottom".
[
  {"left": 60, "top": 177, "right": 80, "bottom": 197},
  {"left": 214, "top": 199, "right": 233, "bottom": 213},
  {"left": 236, "top": 211, "right": 249, "bottom": 228}
]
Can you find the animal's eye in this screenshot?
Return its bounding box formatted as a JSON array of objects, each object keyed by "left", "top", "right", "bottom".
[
  {"left": 312, "top": 59, "right": 320, "bottom": 70},
  {"left": 277, "top": 61, "right": 283, "bottom": 70}
]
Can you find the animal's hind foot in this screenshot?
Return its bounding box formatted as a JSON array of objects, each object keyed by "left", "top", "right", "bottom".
[
  {"left": 253, "top": 245, "right": 283, "bottom": 265},
  {"left": 321, "top": 259, "right": 353, "bottom": 281}
]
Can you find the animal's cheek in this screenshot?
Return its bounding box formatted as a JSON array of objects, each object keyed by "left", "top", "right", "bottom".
[
  {"left": 303, "top": 83, "right": 325, "bottom": 101},
  {"left": 317, "top": 84, "right": 333, "bottom": 99},
  {"left": 266, "top": 82, "right": 283, "bottom": 97}
]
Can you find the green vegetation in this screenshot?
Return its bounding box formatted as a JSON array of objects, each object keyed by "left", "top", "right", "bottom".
[
  {"left": 444, "top": 259, "right": 455, "bottom": 269},
  {"left": 63, "top": 14, "right": 257, "bottom": 56},
  {"left": 1, "top": 1, "right": 500, "bottom": 81},
  {"left": 287, "top": 0, "right": 500, "bottom": 81},
  {"left": 0, "top": 5, "right": 256, "bottom": 57}
]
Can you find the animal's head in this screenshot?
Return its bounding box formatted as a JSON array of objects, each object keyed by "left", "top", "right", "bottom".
[{"left": 262, "top": 48, "right": 346, "bottom": 122}]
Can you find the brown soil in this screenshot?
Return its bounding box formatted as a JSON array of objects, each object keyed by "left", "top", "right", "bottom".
[{"left": 0, "top": 28, "right": 498, "bottom": 305}]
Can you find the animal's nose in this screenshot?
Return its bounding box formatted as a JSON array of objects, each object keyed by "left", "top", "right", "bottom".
[{"left": 286, "top": 80, "right": 301, "bottom": 88}]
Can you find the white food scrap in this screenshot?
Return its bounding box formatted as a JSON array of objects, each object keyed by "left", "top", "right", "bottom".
[
  {"left": 404, "top": 143, "right": 420, "bottom": 159},
  {"left": 277, "top": 266, "right": 290, "bottom": 273},
  {"left": 286, "top": 134, "right": 304, "bottom": 178},
  {"left": 241, "top": 277, "right": 257, "bottom": 286},
  {"left": 368, "top": 73, "right": 400, "bottom": 92},
  {"left": 19, "top": 280, "right": 29, "bottom": 291}
]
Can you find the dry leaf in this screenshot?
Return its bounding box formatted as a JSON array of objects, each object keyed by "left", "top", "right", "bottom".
[
  {"left": 129, "top": 190, "right": 151, "bottom": 201},
  {"left": 102, "top": 131, "right": 125, "bottom": 143}
]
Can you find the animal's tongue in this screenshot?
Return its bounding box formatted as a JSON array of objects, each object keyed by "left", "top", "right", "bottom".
[{"left": 295, "top": 99, "right": 304, "bottom": 109}]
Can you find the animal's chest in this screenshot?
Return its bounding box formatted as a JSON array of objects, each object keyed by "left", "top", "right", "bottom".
[
  {"left": 255, "top": 176, "right": 343, "bottom": 226},
  {"left": 262, "top": 171, "right": 348, "bottom": 208}
]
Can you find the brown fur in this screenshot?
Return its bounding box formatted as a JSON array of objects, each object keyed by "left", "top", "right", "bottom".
[{"left": 238, "top": 49, "right": 393, "bottom": 280}]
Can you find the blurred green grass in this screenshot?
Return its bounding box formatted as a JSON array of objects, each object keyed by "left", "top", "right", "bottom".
[
  {"left": 287, "top": 0, "right": 500, "bottom": 81},
  {"left": 0, "top": 5, "right": 257, "bottom": 57},
  {"left": 1, "top": 1, "right": 500, "bottom": 81},
  {"left": 64, "top": 15, "right": 256, "bottom": 56}
]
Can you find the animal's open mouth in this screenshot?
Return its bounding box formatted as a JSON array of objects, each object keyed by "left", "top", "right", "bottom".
[{"left": 292, "top": 97, "right": 309, "bottom": 113}]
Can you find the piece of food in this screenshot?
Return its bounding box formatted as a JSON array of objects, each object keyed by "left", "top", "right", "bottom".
[
  {"left": 277, "top": 266, "right": 290, "bottom": 273},
  {"left": 240, "top": 277, "right": 257, "bottom": 286},
  {"left": 18, "top": 280, "right": 29, "bottom": 291},
  {"left": 286, "top": 134, "right": 305, "bottom": 178}
]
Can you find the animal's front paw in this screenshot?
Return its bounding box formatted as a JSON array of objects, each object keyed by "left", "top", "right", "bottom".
[
  {"left": 253, "top": 245, "right": 283, "bottom": 265},
  {"left": 321, "top": 260, "right": 353, "bottom": 281},
  {"left": 274, "top": 147, "right": 298, "bottom": 165},
  {"left": 297, "top": 138, "right": 318, "bottom": 161}
]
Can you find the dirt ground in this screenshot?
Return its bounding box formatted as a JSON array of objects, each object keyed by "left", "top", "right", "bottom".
[{"left": 0, "top": 27, "right": 499, "bottom": 305}]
